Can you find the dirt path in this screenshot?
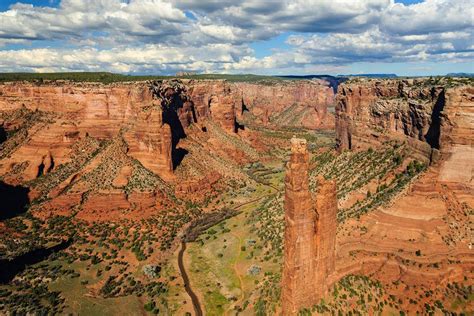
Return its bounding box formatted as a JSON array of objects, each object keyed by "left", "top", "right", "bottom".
[{"left": 178, "top": 241, "right": 203, "bottom": 316}]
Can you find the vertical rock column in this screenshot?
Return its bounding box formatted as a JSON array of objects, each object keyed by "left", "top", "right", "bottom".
[
  {"left": 282, "top": 138, "right": 319, "bottom": 315},
  {"left": 160, "top": 123, "right": 173, "bottom": 175},
  {"left": 335, "top": 89, "right": 352, "bottom": 152},
  {"left": 315, "top": 176, "right": 337, "bottom": 293}
]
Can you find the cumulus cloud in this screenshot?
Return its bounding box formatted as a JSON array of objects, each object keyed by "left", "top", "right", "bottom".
[
  {"left": 175, "top": 0, "right": 391, "bottom": 35},
  {"left": 0, "top": 43, "right": 253, "bottom": 73},
  {"left": 0, "top": 0, "right": 472, "bottom": 73},
  {"left": 287, "top": 27, "right": 473, "bottom": 66},
  {"left": 381, "top": 0, "right": 473, "bottom": 35},
  {"left": 0, "top": 0, "right": 186, "bottom": 42}
]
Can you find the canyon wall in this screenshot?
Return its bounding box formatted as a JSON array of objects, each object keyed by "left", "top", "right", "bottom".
[
  {"left": 335, "top": 78, "right": 455, "bottom": 161},
  {"left": 333, "top": 78, "right": 473, "bottom": 313},
  {"left": 282, "top": 138, "right": 337, "bottom": 315},
  {"left": 335, "top": 77, "right": 473, "bottom": 192},
  {"left": 236, "top": 80, "right": 334, "bottom": 129},
  {"left": 0, "top": 80, "right": 241, "bottom": 181},
  {"left": 0, "top": 79, "right": 334, "bottom": 184}
]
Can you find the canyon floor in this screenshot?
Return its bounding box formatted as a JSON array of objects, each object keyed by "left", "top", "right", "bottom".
[{"left": 0, "top": 76, "right": 472, "bottom": 315}]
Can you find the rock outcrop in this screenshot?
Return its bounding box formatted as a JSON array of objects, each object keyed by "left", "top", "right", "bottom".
[
  {"left": 282, "top": 138, "right": 337, "bottom": 315},
  {"left": 336, "top": 79, "right": 448, "bottom": 160},
  {"left": 188, "top": 80, "right": 239, "bottom": 133},
  {"left": 0, "top": 80, "right": 240, "bottom": 180},
  {"left": 0, "top": 79, "right": 336, "bottom": 224},
  {"left": 0, "top": 79, "right": 335, "bottom": 183},
  {"left": 123, "top": 108, "right": 173, "bottom": 178},
  {"left": 236, "top": 80, "right": 334, "bottom": 129},
  {"left": 335, "top": 78, "right": 474, "bottom": 164},
  {"left": 333, "top": 78, "right": 473, "bottom": 313},
  {"left": 315, "top": 177, "right": 337, "bottom": 289}
]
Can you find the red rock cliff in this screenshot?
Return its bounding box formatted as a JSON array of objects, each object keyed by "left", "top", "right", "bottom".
[
  {"left": 335, "top": 78, "right": 474, "bottom": 162},
  {"left": 236, "top": 80, "right": 334, "bottom": 129}
]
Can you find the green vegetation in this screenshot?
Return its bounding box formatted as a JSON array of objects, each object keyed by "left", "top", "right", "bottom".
[
  {"left": 310, "top": 142, "right": 427, "bottom": 222},
  {"left": 0, "top": 72, "right": 292, "bottom": 84},
  {"left": 302, "top": 274, "right": 403, "bottom": 315},
  {"left": 246, "top": 194, "right": 284, "bottom": 260}
]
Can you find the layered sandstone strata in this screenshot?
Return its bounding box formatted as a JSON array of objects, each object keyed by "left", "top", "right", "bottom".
[
  {"left": 187, "top": 80, "right": 239, "bottom": 133},
  {"left": 0, "top": 80, "right": 241, "bottom": 181},
  {"left": 0, "top": 79, "right": 335, "bottom": 183},
  {"left": 236, "top": 80, "right": 334, "bottom": 129},
  {"left": 282, "top": 138, "right": 337, "bottom": 315},
  {"left": 332, "top": 78, "right": 473, "bottom": 313},
  {"left": 335, "top": 78, "right": 473, "bottom": 196},
  {"left": 335, "top": 78, "right": 456, "bottom": 161}
]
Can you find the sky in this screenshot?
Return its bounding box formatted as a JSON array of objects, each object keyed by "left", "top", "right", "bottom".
[{"left": 0, "top": 0, "right": 472, "bottom": 76}]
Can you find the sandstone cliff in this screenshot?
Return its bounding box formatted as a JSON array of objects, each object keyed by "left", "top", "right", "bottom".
[
  {"left": 332, "top": 77, "right": 473, "bottom": 313},
  {"left": 335, "top": 78, "right": 473, "bottom": 165},
  {"left": 236, "top": 80, "right": 334, "bottom": 129},
  {"left": 0, "top": 80, "right": 239, "bottom": 181},
  {"left": 0, "top": 79, "right": 336, "bottom": 220}
]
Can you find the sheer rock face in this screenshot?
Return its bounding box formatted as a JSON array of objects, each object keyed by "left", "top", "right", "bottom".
[
  {"left": 315, "top": 177, "right": 337, "bottom": 291},
  {"left": 0, "top": 82, "right": 154, "bottom": 182},
  {"left": 0, "top": 80, "right": 239, "bottom": 181},
  {"left": 123, "top": 109, "right": 173, "bottom": 179},
  {"left": 335, "top": 79, "right": 473, "bottom": 164},
  {"left": 0, "top": 79, "right": 335, "bottom": 182},
  {"left": 335, "top": 79, "right": 441, "bottom": 158},
  {"left": 335, "top": 78, "right": 473, "bottom": 192},
  {"left": 188, "top": 80, "right": 238, "bottom": 133},
  {"left": 236, "top": 80, "right": 334, "bottom": 129},
  {"left": 282, "top": 138, "right": 337, "bottom": 315},
  {"left": 333, "top": 80, "right": 473, "bottom": 310}
]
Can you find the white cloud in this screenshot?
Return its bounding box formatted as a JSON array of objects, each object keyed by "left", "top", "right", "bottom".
[
  {"left": 0, "top": 0, "right": 472, "bottom": 73},
  {"left": 0, "top": 0, "right": 186, "bottom": 41},
  {"left": 0, "top": 44, "right": 253, "bottom": 73},
  {"left": 381, "top": 0, "right": 473, "bottom": 35}
]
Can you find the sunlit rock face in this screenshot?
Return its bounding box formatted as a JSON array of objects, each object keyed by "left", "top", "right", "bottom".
[
  {"left": 335, "top": 79, "right": 473, "bottom": 163},
  {"left": 236, "top": 80, "right": 335, "bottom": 129},
  {"left": 282, "top": 137, "right": 337, "bottom": 315}
]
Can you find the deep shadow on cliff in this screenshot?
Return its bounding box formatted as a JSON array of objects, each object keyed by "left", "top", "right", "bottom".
[
  {"left": 0, "top": 181, "right": 30, "bottom": 220},
  {"left": 172, "top": 148, "right": 189, "bottom": 170},
  {"left": 161, "top": 90, "right": 193, "bottom": 169},
  {"left": 425, "top": 90, "right": 446, "bottom": 149},
  {"left": 0, "top": 126, "right": 6, "bottom": 144},
  {"left": 0, "top": 240, "right": 71, "bottom": 284}
]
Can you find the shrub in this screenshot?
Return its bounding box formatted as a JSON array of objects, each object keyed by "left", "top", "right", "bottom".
[{"left": 144, "top": 301, "right": 156, "bottom": 312}]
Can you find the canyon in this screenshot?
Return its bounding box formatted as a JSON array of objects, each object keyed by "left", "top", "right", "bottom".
[
  {"left": 0, "top": 79, "right": 333, "bottom": 218},
  {"left": 0, "top": 75, "right": 472, "bottom": 315}
]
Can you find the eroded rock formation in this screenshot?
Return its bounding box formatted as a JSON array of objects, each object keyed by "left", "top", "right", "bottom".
[
  {"left": 236, "top": 80, "right": 334, "bottom": 129},
  {"left": 188, "top": 80, "right": 239, "bottom": 133},
  {"left": 332, "top": 78, "right": 473, "bottom": 313},
  {"left": 335, "top": 78, "right": 473, "bottom": 164},
  {"left": 0, "top": 79, "right": 336, "bottom": 221},
  {"left": 282, "top": 138, "right": 337, "bottom": 315}
]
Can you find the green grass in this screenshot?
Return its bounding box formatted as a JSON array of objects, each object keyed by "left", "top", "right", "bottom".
[
  {"left": 50, "top": 277, "right": 143, "bottom": 316},
  {"left": 185, "top": 168, "right": 283, "bottom": 315}
]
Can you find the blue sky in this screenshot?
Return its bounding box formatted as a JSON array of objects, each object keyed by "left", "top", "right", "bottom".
[{"left": 0, "top": 0, "right": 472, "bottom": 75}]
